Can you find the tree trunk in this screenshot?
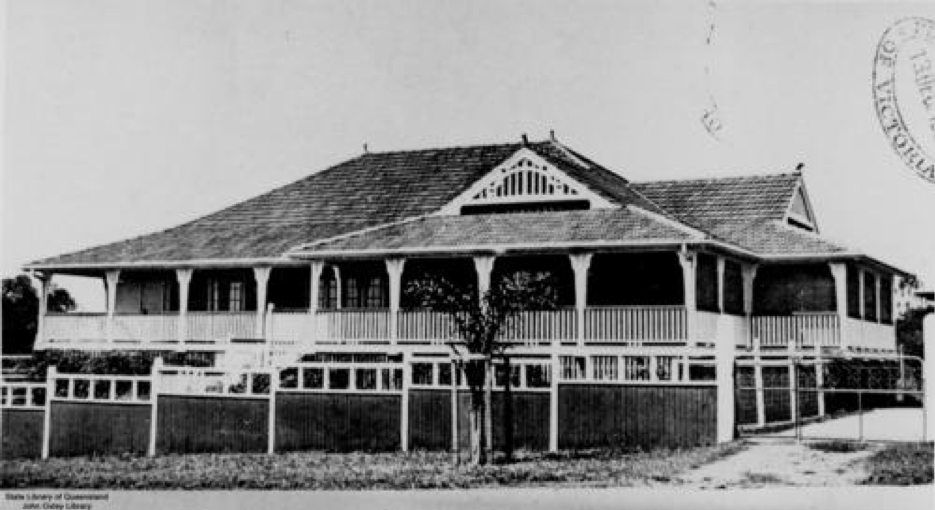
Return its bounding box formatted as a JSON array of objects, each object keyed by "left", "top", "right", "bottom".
[{"left": 469, "top": 389, "right": 486, "bottom": 465}]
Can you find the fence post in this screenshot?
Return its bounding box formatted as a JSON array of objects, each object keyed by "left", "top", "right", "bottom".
[
  {"left": 549, "top": 352, "right": 560, "bottom": 452},
  {"left": 268, "top": 368, "right": 278, "bottom": 454},
  {"left": 451, "top": 359, "right": 460, "bottom": 463},
  {"left": 148, "top": 357, "right": 162, "bottom": 457},
  {"left": 787, "top": 344, "right": 798, "bottom": 433},
  {"left": 715, "top": 316, "right": 736, "bottom": 443},
  {"left": 265, "top": 304, "right": 275, "bottom": 367},
  {"left": 400, "top": 352, "right": 410, "bottom": 453},
  {"left": 924, "top": 314, "right": 934, "bottom": 442},
  {"left": 41, "top": 366, "right": 55, "bottom": 459},
  {"left": 815, "top": 344, "right": 825, "bottom": 417}
]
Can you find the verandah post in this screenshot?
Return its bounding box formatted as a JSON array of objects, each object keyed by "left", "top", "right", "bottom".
[
  {"left": 677, "top": 248, "right": 697, "bottom": 342},
  {"left": 35, "top": 273, "right": 51, "bottom": 349},
  {"left": 828, "top": 263, "right": 848, "bottom": 350},
  {"left": 569, "top": 253, "right": 592, "bottom": 346},
  {"left": 176, "top": 268, "right": 193, "bottom": 345},
  {"left": 41, "top": 366, "right": 55, "bottom": 459},
  {"left": 104, "top": 269, "right": 121, "bottom": 344},
  {"left": 253, "top": 266, "right": 272, "bottom": 340},
  {"left": 386, "top": 258, "right": 406, "bottom": 344},
  {"left": 753, "top": 345, "right": 766, "bottom": 428}
]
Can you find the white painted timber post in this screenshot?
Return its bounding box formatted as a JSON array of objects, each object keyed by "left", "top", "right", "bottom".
[
  {"left": 473, "top": 255, "right": 496, "bottom": 297},
  {"left": 828, "top": 263, "right": 848, "bottom": 350},
  {"left": 105, "top": 269, "right": 121, "bottom": 344},
  {"left": 451, "top": 358, "right": 460, "bottom": 460},
  {"left": 148, "top": 357, "right": 162, "bottom": 457},
  {"left": 386, "top": 258, "right": 406, "bottom": 344},
  {"left": 569, "top": 253, "right": 592, "bottom": 346},
  {"left": 788, "top": 343, "right": 798, "bottom": 430},
  {"left": 309, "top": 261, "right": 323, "bottom": 346},
  {"left": 36, "top": 273, "right": 51, "bottom": 348},
  {"left": 41, "top": 366, "right": 55, "bottom": 459},
  {"left": 176, "top": 268, "right": 193, "bottom": 345},
  {"left": 265, "top": 304, "right": 275, "bottom": 366},
  {"left": 549, "top": 352, "right": 560, "bottom": 452},
  {"left": 401, "top": 351, "right": 411, "bottom": 452},
  {"left": 715, "top": 313, "right": 736, "bottom": 443},
  {"left": 815, "top": 344, "right": 825, "bottom": 417},
  {"left": 753, "top": 345, "right": 766, "bottom": 427},
  {"left": 677, "top": 248, "right": 697, "bottom": 343},
  {"left": 333, "top": 266, "right": 343, "bottom": 310},
  {"left": 254, "top": 266, "right": 272, "bottom": 340},
  {"left": 925, "top": 314, "right": 935, "bottom": 442},
  {"left": 268, "top": 368, "right": 278, "bottom": 454},
  {"left": 716, "top": 256, "right": 726, "bottom": 315}
]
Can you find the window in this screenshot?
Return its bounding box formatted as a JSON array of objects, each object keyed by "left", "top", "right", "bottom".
[
  {"left": 319, "top": 271, "right": 338, "bottom": 309},
  {"left": 623, "top": 356, "right": 650, "bottom": 381},
  {"left": 723, "top": 261, "right": 744, "bottom": 315},
  {"left": 525, "top": 364, "right": 551, "bottom": 388},
  {"left": 412, "top": 363, "right": 434, "bottom": 386},
  {"left": 365, "top": 276, "right": 386, "bottom": 308},
  {"left": 494, "top": 363, "right": 521, "bottom": 388},
  {"left": 592, "top": 356, "right": 619, "bottom": 381},
  {"left": 208, "top": 279, "right": 221, "bottom": 311},
  {"left": 696, "top": 254, "right": 719, "bottom": 312},
  {"left": 355, "top": 369, "right": 377, "bottom": 390},
  {"left": 229, "top": 281, "right": 244, "bottom": 311},
  {"left": 437, "top": 363, "right": 452, "bottom": 386},
  {"left": 345, "top": 278, "right": 360, "bottom": 308},
  {"left": 880, "top": 276, "right": 893, "bottom": 324},
  {"left": 864, "top": 272, "right": 878, "bottom": 321},
  {"left": 847, "top": 265, "right": 861, "bottom": 318},
  {"left": 560, "top": 356, "right": 586, "bottom": 380},
  {"left": 329, "top": 368, "right": 350, "bottom": 390},
  {"left": 656, "top": 356, "right": 677, "bottom": 381}
]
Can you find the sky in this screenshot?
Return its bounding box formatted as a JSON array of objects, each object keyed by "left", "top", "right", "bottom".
[{"left": 3, "top": 0, "right": 935, "bottom": 311}]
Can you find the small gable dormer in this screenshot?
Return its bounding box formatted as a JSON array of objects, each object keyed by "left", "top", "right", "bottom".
[
  {"left": 784, "top": 179, "right": 819, "bottom": 233},
  {"left": 438, "top": 148, "right": 616, "bottom": 215}
]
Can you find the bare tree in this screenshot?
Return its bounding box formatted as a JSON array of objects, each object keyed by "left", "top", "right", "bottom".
[{"left": 406, "top": 269, "right": 557, "bottom": 465}]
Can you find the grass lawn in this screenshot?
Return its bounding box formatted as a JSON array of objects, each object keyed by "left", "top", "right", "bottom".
[
  {"left": 0, "top": 443, "right": 744, "bottom": 490},
  {"left": 861, "top": 442, "right": 934, "bottom": 486}
]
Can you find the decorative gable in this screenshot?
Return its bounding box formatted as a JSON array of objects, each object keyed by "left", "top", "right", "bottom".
[
  {"left": 438, "top": 148, "right": 616, "bottom": 215},
  {"left": 784, "top": 181, "right": 818, "bottom": 232}
]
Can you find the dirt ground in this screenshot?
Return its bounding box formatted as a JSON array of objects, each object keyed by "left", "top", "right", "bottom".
[{"left": 679, "top": 438, "right": 879, "bottom": 488}]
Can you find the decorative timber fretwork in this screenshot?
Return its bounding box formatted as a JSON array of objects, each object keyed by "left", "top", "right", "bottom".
[{"left": 438, "top": 148, "right": 615, "bottom": 215}]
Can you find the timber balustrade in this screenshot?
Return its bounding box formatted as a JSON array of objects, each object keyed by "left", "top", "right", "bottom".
[
  {"left": 752, "top": 313, "right": 841, "bottom": 349},
  {"left": 584, "top": 306, "right": 687, "bottom": 343},
  {"left": 112, "top": 313, "right": 178, "bottom": 344}
]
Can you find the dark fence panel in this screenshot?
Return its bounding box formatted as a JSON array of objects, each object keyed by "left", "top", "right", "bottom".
[
  {"left": 157, "top": 396, "right": 267, "bottom": 454},
  {"left": 735, "top": 367, "right": 758, "bottom": 425},
  {"left": 558, "top": 384, "right": 716, "bottom": 450},
  {"left": 276, "top": 392, "right": 400, "bottom": 452},
  {"left": 797, "top": 365, "right": 819, "bottom": 418},
  {"left": 409, "top": 389, "right": 549, "bottom": 452},
  {"left": 762, "top": 367, "right": 791, "bottom": 423},
  {"left": 50, "top": 402, "right": 150, "bottom": 457},
  {"left": 491, "top": 391, "right": 550, "bottom": 451},
  {"left": 1, "top": 409, "right": 44, "bottom": 459}
]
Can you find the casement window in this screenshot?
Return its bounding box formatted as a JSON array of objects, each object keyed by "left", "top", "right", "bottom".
[
  {"left": 365, "top": 276, "right": 386, "bottom": 308},
  {"left": 560, "top": 356, "right": 586, "bottom": 380},
  {"left": 411, "top": 363, "right": 434, "bottom": 386},
  {"left": 207, "top": 279, "right": 221, "bottom": 311},
  {"left": 229, "top": 281, "right": 244, "bottom": 312},
  {"left": 623, "top": 356, "right": 650, "bottom": 381},
  {"left": 723, "top": 261, "right": 744, "bottom": 315},
  {"left": 847, "top": 265, "right": 861, "bottom": 319},
  {"left": 345, "top": 278, "right": 361, "bottom": 308},
  {"left": 864, "top": 272, "right": 878, "bottom": 322},
  {"left": 494, "top": 363, "right": 522, "bottom": 388},
  {"left": 880, "top": 276, "right": 893, "bottom": 324},
  {"left": 525, "top": 364, "right": 551, "bottom": 388},
  {"left": 592, "top": 356, "right": 619, "bottom": 381},
  {"left": 695, "top": 254, "right": 719, "bottom": 312},
  {"left": 655, "top": 356, "right": 677, "bottom": 381},
  {"left": 319, "top": 272, "right": 338, "bottom": 309}
]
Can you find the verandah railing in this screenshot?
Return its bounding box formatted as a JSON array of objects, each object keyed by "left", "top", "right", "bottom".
[
  {"left": 584, "top": 305, "right": 687, "bottom": 343},
  {"left": 751, "top": 313, "right": 841, "bottom": 348}
]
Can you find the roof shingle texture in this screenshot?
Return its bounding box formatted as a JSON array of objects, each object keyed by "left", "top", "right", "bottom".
[
  {"left": 632, "top": 173, "right": 847, "bottom": 255},
  {"left": 32, "top": 141, "right": 663, "bottom": 266},
  {"left": 300, "top": 208, "right": 696, "bottom": 253}
]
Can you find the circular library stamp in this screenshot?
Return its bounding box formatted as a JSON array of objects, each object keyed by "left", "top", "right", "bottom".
[{"left": 872, "top": 17, "right": 935, "bottom": 184}]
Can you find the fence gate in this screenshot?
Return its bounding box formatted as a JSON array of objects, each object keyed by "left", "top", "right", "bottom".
[{"left": 735, "top": 350, "right": 926, "bottom": 441}]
